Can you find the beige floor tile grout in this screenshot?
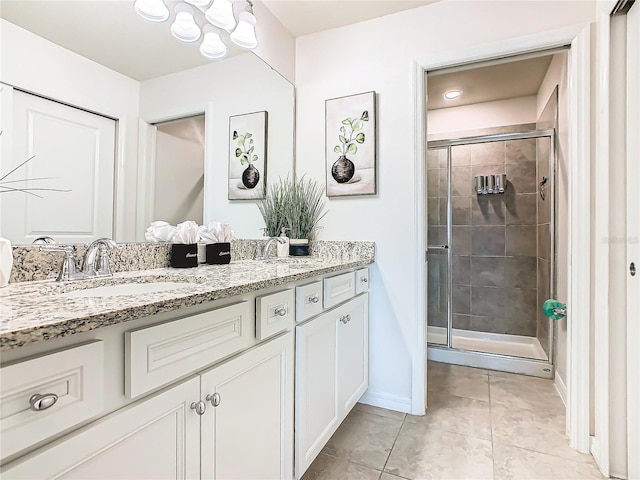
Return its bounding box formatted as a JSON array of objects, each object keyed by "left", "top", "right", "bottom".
[{"left": 380, "top": 409, "right": 409, "bottom": 478}]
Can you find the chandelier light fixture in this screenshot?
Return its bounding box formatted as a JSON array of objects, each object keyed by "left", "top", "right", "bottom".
[{"left": 134, "top": 0, "right": 258, "bottom": 59}]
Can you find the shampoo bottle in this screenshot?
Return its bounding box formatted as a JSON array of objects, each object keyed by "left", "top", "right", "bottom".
[{"left": 277, "top": 227, "right": 289, "bottom": 258}]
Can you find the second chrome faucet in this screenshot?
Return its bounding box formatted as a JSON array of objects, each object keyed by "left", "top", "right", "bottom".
[{"left": 41, "top": 238, "right": 119, "bottom": 282}]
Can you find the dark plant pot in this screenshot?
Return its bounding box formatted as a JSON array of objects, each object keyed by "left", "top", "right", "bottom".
[
  {"left": 289, "top": 239, "right": 309, "bottom": 256},
  {"left": 331, "top": 155, "right": 355, "bottom": 183},
  {"left": 171, "top": 243, "right": 198, "bottom": 268},
  {"left": 206, "top": 242, "right": 231, "bottom": 264},
  {"left": 242, "top": 164, "right": 260, "bottom": 189}
]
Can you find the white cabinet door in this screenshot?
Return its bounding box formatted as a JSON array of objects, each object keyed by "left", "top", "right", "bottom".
[
  {"left": 200, "top": 332, "right": 294, "bottom": 480},
  {"left": 1, "top": 88, "right": 116, "bottom": 244},
  {"left": 294, "top": 309, "right": 340, "bottom": 479},
  {"left": 336, "top": 294, "right": 369, "bottom": 414},
  {"left": 1, "top": 377, "right": 201, "bottom": 480}
]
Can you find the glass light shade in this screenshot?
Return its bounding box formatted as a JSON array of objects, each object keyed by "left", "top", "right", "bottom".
[
  {"left": 230, "top": 11, "right": 257, "bottom": 49},
  {"left": 200, "top": 30, "right": 227, "bottom": 59},
  {"left": 134, "top": 0, "right": 170, "bottom": 22},
  {"left": 184, "top": 0, "right": 212, "bottom": 7},
  {"left": 171, "top": 5, "right": 201, "bottom": 43},
  {"left": 205, "top": 0, "right": 236, "bottom": 31}
]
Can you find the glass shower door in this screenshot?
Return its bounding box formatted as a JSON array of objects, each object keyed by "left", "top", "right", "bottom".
[{"left": 426, "top": 147, "right": 450, "bottom": 346}]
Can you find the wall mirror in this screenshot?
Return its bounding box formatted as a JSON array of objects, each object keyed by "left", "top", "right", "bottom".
[{"left": 0, "top": 0, "right": 295, "bottom": 245}]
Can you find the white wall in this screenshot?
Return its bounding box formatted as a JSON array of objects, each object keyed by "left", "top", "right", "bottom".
[
  {"left": 253, "top": 0, "right": 296, "bottom": 84},
  {"left": 428, "top": 96, "right": 537, "bottom": 135},
  {"left": 295, "top": 0, "right": 596, "bottom": 412},
  {"left": 0, "top": 19, "right": 140, "bottom": 242},
  {"left": 154, "top": 117, "right": 205, "bottom": 226},
  {"left": 139, "top": 53, "right": 295, "bottom": 239}
]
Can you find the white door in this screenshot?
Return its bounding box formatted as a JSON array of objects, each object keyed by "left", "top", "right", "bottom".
[
  {"left": 295, "top": 311, "right": 340, "bottom": 479},
  {"left": 626, "top": 2, "right": 639, "bottom": 478},
  {"left": 336, "top": 294, "right": 369, "bottom": 414},
  {"left": 1, "top": 89, "right": 116, "bottom": 244},
  {"left": 200, "top": 332, "right": 294, "bottom": 480},
  {"left": 0, "top": 377, "right": 201, "bottom": 479}
]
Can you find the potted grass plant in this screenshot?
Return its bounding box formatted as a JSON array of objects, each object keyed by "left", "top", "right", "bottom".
[{"left": 257, "top": 176, "right": 327, "bottom": 256}]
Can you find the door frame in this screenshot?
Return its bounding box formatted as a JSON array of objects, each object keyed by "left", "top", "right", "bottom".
[
  {"left": 137, "top": 104, "right": 211, "bottom": 240},
  {"left": 625, "top": 2, "right": 639, "bottom": 478},
  {"left": 413, "top": 24, "right": 592, "bottom": 453}
]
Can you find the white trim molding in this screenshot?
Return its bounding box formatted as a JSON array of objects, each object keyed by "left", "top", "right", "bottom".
[
  {"left": 360, "top": 390, "right": 412, "bottom": 414},
  {"left": 412, "top": 59, "right": 427, "bottom": 416},
  {"left": 565, "top": 25, "right": 591, "bottom": 454},
  {"left": 414, "top": 23, "right": 592, "bottom": 453}
]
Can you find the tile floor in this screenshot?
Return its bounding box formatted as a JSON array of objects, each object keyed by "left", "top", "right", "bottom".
[{"left": 302, "top": 361, "right": 604, "bottom": 480}]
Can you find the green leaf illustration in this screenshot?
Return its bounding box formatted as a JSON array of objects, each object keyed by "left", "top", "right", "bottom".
[
  {"left": 240, "top": 154, "right": 248, "bottom": 165},
  {"left": 245, "top": 133, "right": 252, "bottom": 139},
  {"left": 252, "top": 155, "right": 258, "bottom": 162},
  {"left": 355, "top": 133, "right": 365, "bottom": 144},
  {"left": 232, "top": 130, "right": 238, "bottom": 140},
  {"left": 341, "top": 118, "right": 352, "bottom": 125},
  {"left": 352, "top": 120, "right": 363, "bottom": 132},
  {"left": 361, "top": 111, "right": 369, "bottom": 121},
  {"left": 339, "top": 135, "right": 347, "bottom": 144},
  {"left": 248, "top": 146, "right": 255, "bottom": 154},
  {"left": 347, "top": 143, "right": 357, "bottom": 154},
  {"left": 340, "top": 126, "right": 346, "bottom": 134},
  {"left": 235, "top": 148, "right": 242, "bottom": 158},
  {"left": 334, "top": 145, "right": 342, "bottom": 153}
]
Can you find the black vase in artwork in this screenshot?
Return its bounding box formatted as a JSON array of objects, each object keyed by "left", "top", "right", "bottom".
[
  {"left": 242, "top": 164, "right": 260, "bottom": 189},
  {"left": 331, "top": 155, "right": 355, "bottom": 183}
]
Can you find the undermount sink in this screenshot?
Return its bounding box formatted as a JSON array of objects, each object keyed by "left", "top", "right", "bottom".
[{"left": 58, "top": 282, "right": 195, "bottom": 299}]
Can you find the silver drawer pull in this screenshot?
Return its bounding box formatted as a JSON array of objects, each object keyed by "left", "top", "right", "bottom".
[
  {"left": 29, "top": 393, "right": 58, "bottom": 411},
  {"left": 206, "top": 393, "right": 221, "bottom": 407},
  {"left": 308, "top": 295, "right": 319, "bottom": 304},
  {"left": 190, "top": 401, "right": 207, "bottom": 415},
  {"left": 274, "top": 306, "right": 287, "bottom": 317},
  {"left": 360, "top": 277, "right": 368, "bottom": 283},
  {"left": 339, "top": 314, "right": 351, "bottom": 324}
]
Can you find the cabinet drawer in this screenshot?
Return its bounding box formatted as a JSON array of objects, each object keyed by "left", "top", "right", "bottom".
[
  {"left": 323, "top": 272, "right": 355, "bottom": 309},
  {"left": 256, "top": 289, "right": 294, "bottom": 341},
  {"left": 295, "top": 281, "right": 323, "bottom": 322},
  {"left": 126, "top": 301, "right": 252, "bottom": 398},
  {"left": 0, "top": 341, "right": 104, "bottom": 462},
  {"left": 355, "top": 267, "right": 370, "bottom": 294}
]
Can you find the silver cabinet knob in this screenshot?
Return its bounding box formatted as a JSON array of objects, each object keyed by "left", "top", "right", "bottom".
[
  {"left": 339, "top": 314, "right": 351, "bottom": 324},
  {"left": 190, "top": 400, "right": 207, "bottom": 415},
  {"left": 29, "top": 393, "right": 58, "bottom": 411},
  {"left": 206, "top": 393, "right": 221, "bottom": 407},
  {"left": 309, "top": 295, "right": 319, "bottom": 304},
  {"left": 275, "top": 306, "right": 287, "bottom": 317},
  {"left": 360, "top": 277, "right": 368, "bottom": 283}
]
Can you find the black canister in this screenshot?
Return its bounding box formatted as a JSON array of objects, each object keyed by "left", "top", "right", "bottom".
[
  {"left": 206, "top": 242, "right": 231, "bottom": 264},
  {"left": 170, "top": 243, "right": 198, "bottom": 268}
]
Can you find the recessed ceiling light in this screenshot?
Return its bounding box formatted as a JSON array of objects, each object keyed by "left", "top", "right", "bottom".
[{"left": 444, "top": 90, "right": 463, "bottom": 100}]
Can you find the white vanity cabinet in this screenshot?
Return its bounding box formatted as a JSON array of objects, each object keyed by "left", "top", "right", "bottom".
[
  {"left": 1, "top": 332, "right": 294, "bottom": 480},
  {"left": 1, "top": 376, "right": 202, "bottom": 479},
  {"left": 295, "top": 293, "right": 369, "bottom": 479},
  {"left": 201, "top": 331, "right": 294, "bottom": 480}
]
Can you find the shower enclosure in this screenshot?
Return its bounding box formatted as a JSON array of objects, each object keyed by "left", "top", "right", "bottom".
[{"left": 426, "top": 129, "right": 556, "bottom": 377}]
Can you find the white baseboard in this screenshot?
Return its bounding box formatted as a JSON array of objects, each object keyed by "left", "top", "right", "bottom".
[
  {"left": 359, "top": 390, "right": 412, "bottom": 414},
  {"left": 590, "top": 436, "right": 610, "bottom": 479},
  {"left": 555, "top": 371, "right": 567, "bottom": 406}
]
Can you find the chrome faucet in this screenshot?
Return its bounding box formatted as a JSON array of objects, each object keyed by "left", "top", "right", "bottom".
[
  {"left": 39, "top": 245, "right": 86, "bottom": 282},
  {"left": 81, "top": 238, "right": 118, "bottom": 277},
  {"left": 255, "top": 237, "right": 286, "bottom": 261},
  {"left": 40, "top": 238, "right": 118, "bottom": 282}
]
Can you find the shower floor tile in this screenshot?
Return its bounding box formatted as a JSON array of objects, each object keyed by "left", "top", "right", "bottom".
[{"left": 301, "top": 362, "right": 604, "bottom": 480}]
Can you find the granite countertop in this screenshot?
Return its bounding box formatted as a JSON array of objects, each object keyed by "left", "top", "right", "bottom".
[{"left": 0, "top": 256, "right": 373, "bottom": 351}]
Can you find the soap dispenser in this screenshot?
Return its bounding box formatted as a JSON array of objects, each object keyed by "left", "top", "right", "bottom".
[{"left": 277, "top": 227, "right": 289, "bottom": 258}]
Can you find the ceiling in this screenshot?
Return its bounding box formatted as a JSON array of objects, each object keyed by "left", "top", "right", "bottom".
[
  {"left": 427, "top": 55, "right": 555, "bottom": 110},
  {"left": 0, "top": 0, "right": 439, "bottom": 81},
  {"left": 261, "top": 0, "right": 438, "bottom": 37}
]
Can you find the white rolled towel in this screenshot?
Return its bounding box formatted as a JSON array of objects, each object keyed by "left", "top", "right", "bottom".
[
  {"left": 145, "top": 221, "right": 176, "bottom": 242},
  {"left": 172, "top": 220, "right": 199, "bottom": 244}
]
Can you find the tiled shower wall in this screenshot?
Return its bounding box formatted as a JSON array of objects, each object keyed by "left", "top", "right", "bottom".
[{"left": 427, "top": 127, "right": 543, "bottom": 337}]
